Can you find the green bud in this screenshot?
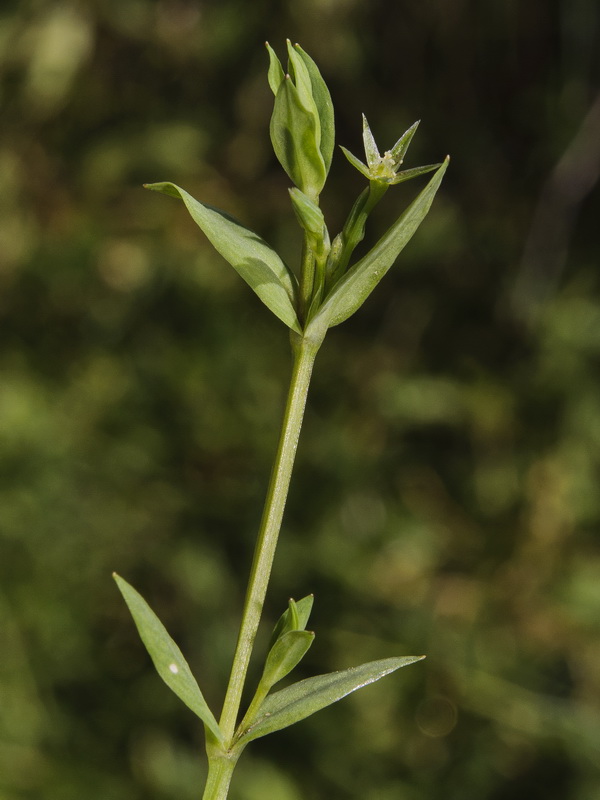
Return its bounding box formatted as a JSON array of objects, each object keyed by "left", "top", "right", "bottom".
[
  {"left": 266, "top": 41, "right": 335, "bottom": 198},
  {"left": 268, "top": 595, "right": 314, "bottom": 650}
]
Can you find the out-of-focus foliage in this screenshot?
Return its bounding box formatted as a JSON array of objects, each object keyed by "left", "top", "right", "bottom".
[{"left": 1, "top": 1, "right": 599, "bottom": 799}]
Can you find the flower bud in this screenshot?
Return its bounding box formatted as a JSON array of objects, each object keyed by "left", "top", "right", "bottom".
[{"left": 266, "top": 41, "right": 335, "bottom": 199}]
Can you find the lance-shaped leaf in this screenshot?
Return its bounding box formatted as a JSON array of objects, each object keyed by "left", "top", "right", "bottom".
[
  {"left": 307, "top": 157, "right": 449, "bottom": 331},
  {"left": 113, "top": 573, "right": 223, "bottom": 743},
  {"left": 238, "top": 656, "right": 424, "bottom": 745},
  {"left": 145, "top": 182, "right": 301, "bottom": 333}
]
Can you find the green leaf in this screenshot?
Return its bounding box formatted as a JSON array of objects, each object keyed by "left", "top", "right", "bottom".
[
  {"left": 293, "top": 595, "right": 314, "bottom": 630},
  {"left": 238, "top": 656, "right": 424, "bottom": 744},
  {"left": 307, "top": 157, "right": 449, "bottom": 331},
  {"left": 289, "top": 188, "right": 325, "bottom": 236},
  {"left": 145, "top": 182, "right": 301, "bottom": 333},
  {"left": 293, "top": 44, "right": 335, "bottom": 175},
  {"left": 286, "top": 41, "right": 315, "bottom": 123},
  {"left": 265, "top": 42, "right": 284, "bottom": 95},
  {"left": 261, "top": 630, "right": 315, "bottom": 691},
  {"left": 113, "top": 573, "right": 223, "bottom": 742},
  {"left": 269, "top": 595, "right": 314, "bottom": 650},
  {"left": 270, "top": 77, "right": 327, "bottom": 197}
]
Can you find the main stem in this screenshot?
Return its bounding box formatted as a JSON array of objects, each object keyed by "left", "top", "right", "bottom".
[{"left": 218, "top": 333, "right": 320, "bottom": 743}]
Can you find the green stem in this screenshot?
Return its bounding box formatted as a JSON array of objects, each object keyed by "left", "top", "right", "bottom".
[
  {"left": 299, "top": 232, "right": 316, "bottom": 323},
  {"left": 218, "top": 333, "right": 321, "bottom": 744},
  {"left": 328, "top": 181, "right": 388, "bottom": 287},
  {"left": 202, "top": 753, "right": 238, "bottom": 800}
]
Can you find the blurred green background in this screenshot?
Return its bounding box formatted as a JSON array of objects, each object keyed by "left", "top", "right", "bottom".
[{"left": 1, "top": 1, "right": 600, "bottom": 798}]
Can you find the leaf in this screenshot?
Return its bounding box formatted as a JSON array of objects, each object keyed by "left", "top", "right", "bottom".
[
  {"left": 238, "top": 655, "right": 424, "bottom": 744},
  {"left": 261, "top": 630, "right": 315, "bottom": 691},
  {"left": 293, "top": 595, "right": 315, "bottom": 630},
  {"left": 294, "top": 44, "right": 335, "bottom": 175},
  {"left": 286, "top": 41, "right": 315, "bottom": 124},
  {"left": 144, "top": 182, "right": 301, "bottom": 333},
  {"left": 113, "top": 573, "right": 223, "bottom": 743},
  {"left": 307, "top": 157, "right": 449, "bottom": 331},
  {"left": 265, "top": 42, "right": 285, "bottom": 95},
  {"left": 289, "top": 188, "right": 325, "bottom": 236}
]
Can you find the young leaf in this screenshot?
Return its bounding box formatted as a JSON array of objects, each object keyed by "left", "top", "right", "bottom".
[
  {"left": 113, "top": 573, "right": 223, "bottom": 743},
  {"left": 286, "top": 41, "right": 316, "bottom": 128},
  {"left": 261, "top": 630, "right": 315, "bottom": 691},
  {"left": 294, "top": 44, "right": 335, "bottom": 176},
  {"left": 307, "top": 157, "right": 449, "bottom": 331},
  {"left": 238, "top": 656, "right": 424, "bottom": 744},
  {"left": 265, "top": 42, "right": 285, "bottom": 95},
  {"left": 144, "top": 182, "right": 301, "bottom": 334},
  {"left": 289, "top": 188, "right": 325, "bottom": 236},
  {"left": 270, "top": 77, "right": 327, "bottom": 198}
]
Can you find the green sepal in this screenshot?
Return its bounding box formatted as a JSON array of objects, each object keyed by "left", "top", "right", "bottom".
[
  {"left": 389, "top": 162, "right": 442, "bottom": 185},
  {"left": 390, "top": 120, "right": 420, "bottom": 164},
  {"left": 362, "top": 114, "right": 380, "bottom": 168},
  {"left": 269, "top": 595, "right": 314, "bottom": 650},
  {"left": 260, "top": 629, "right": 315, "bottom": 691},
  {"left": 270, "top": 77, "right": 327, "bottom": 198},
  {"left": 144, "top": 182, "right": 301, "bottom": 334},
  {"left": 340, "top": 146, "right": 371, "bottom": 180},
  {"left": 113, "top": 573, "right": 223, "bottom": 743},
  {"left": 307, "top": 157, "right": 449, "bottom": 331},
  {"left": 238, "top": 656, "right": 424, "bottom": 745}
]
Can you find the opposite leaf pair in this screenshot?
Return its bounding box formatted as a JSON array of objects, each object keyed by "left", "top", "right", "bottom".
[
  {"left": 146, "top": 154, "right": 447, "bottom": 343},
  {"left": 114, "top": 574, "right": 423, "bottom": 752}
]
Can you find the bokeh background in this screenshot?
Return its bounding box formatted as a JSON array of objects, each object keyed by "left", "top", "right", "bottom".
[{"left": 1, "top": 1, "right": 600, "bottom": 798}]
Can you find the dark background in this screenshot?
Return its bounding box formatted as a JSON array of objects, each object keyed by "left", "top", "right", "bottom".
[{"left": 1, "top": 1, "right": 600, "bottom": 798}]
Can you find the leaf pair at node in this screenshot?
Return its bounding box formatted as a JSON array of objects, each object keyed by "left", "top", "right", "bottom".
[{"left": 114, "top": 574, "right": 423, "bottom": 754}]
